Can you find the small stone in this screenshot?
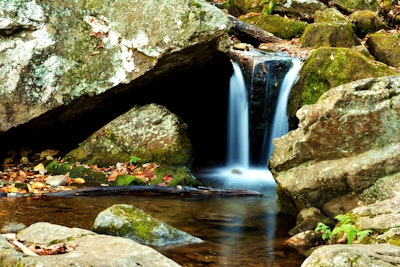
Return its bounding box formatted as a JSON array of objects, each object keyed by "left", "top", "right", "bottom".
[
  {"left": 1, "top": 222, "right": 26, "bottom": 233},
  {"left": 45, "top": 175, "right": 68, "bottom": 187}
]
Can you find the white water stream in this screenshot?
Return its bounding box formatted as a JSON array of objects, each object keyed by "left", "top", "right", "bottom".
[{"left": 203, "top": 57, "right": 301, "bottom": 188}]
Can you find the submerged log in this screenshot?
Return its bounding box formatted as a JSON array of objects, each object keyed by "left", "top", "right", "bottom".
[
  {"left": 227, "top": 14, "right": 283, "bottom": 44},
  {"left": 43, "top": 185, "right": 263, "bottom": 197}
]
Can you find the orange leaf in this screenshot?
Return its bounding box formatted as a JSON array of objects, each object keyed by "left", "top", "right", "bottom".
[{"left": 108, "top": 170, "right": 123, "bottom": 182}]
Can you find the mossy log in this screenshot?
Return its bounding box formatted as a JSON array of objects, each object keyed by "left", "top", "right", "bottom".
[{"left": 227, "top": 14, "right": 283, "bottom": 44}]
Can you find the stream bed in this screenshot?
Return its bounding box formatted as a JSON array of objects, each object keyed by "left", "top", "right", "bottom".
[{"left": 0, "top": 180, "right": 305, "bottom": 266}]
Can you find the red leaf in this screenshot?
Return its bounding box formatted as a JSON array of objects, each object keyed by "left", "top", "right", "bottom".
[{"left": 162, "top": 173, "right": 173, "bottom": 183}]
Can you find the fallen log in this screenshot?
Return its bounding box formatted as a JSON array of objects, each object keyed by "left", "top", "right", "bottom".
[
  {"left": 42, "top": 185, "right": 263, "bottom": 197},
  {"left": 227, "top": 14, "right": 282, "bottom": 44}
]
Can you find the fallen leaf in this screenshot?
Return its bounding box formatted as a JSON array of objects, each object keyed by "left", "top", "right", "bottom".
[
  {"left": 162, "top": 174, "right": 173, "bottom": 183},
  {"left": 71, "top": 178, "right": 85, "bottom": 184},
  {"left": 33, "top": 163, "right": 45, "bottom": 172},
  {"left": 107, "top": 170, "right": 124, "bottom": 182}
]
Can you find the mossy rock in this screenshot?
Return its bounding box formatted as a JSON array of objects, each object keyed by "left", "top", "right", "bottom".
[
  {"left": 93, "top": 204, "right": 203, "bottom": 246},
  {"left": 239, "top": 14, "right": 307, "bottom": 39},
  {"left": 153, "top": 165, "right": 202, "bottom": 187},
  {"left": 300, "top": 22, "right": 360, "bottom": 48},
  {"left": 112, "top": 175, "right": 147, "bottom": 186},
  {"left": 329, "top": 0, "right": 379, "bottom": 13},
  {"left": 46, "top": 160, "right": 72, "bottom": 175},
  {"left": 314, "top": 7, "right": 349, "bottom": 24},
  {"left": 45, "top": 160, "right": 108, "bottom": 184},
  {"left": 287, "top": 47, "right": 399, "bottom": 129},
  {"left": 65, "top": 138, "right": 131, "bottom": 168},
  {"left": 349, "top": 10, "right": 388, "bottom": 37},
  {"left": 366, "top": 31, "right": 400, "bottom": 68}
]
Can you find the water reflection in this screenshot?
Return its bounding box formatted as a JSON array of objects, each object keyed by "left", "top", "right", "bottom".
[{"left": 0, "top": 185, "right": 304, "bottom": 266}]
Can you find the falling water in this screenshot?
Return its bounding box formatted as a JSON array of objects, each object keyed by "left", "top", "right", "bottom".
[
  {"left": 265, "top": 58, "right": 302, "bottom": 162},
  {"left": 227, "top": 62, "right": 250, "bottom": 168},
  {"left": 196, "top": 55, "right": 301, "bottom": 189}
]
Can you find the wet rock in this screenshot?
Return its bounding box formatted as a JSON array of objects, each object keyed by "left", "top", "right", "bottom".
[{"left": 93, "top": 204, "right": 203, "bottom": 247}]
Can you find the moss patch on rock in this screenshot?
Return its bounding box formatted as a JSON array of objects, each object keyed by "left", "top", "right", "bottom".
[
  {"left": 239, "top": 14, "right": 307, "bottom": 39},
  {"left": 287, "top": 47, "right": 399, "bottom": 129}
]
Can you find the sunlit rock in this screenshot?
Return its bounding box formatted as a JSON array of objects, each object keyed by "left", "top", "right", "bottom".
[
  {"left": 0, "top": 222, "right": 181, "bottom": 266},
  {"left": 0, "top": 0, "right": 231, "bottom": 133},
  {"left": 270, "top": 75, "right": 400, "bottom": 215},
  {"left": 93, "top": 204, "right": 203, "bottom": 246}
]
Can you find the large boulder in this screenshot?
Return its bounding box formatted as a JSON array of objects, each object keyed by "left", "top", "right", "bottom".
[
  {"left": 66, "top": 103, "right": 192, "bottom": 167},
  {"left": 63, "top": 103, "right": 198, "bottom": 186},
  {"left": 0, "top": 0, "right": 232, "bottom": 153},
  {"left": 301, "top": 243, "right": 400, "bottom": 267},
  {"left": 0, "top": 222, "right": 181, "bottom": 267},
  {"left": 269, "top": 75, "right": 400, "bottom": 215},
  {"left": 287, "top": 47, "right": 399, "bottom": 129},
  {"left": 366, "top": 30, "right": 400, "bottom": 68},
  {"left": 300, "top": 8, "right": 360, "bottom": 49}
]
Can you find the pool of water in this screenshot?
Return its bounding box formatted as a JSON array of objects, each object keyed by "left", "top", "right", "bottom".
[{"left": 0, "top": 176, "right": 305, "bottom": 266}]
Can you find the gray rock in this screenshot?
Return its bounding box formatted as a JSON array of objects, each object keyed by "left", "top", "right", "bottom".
[
  {"left": 93, "top": 204, "right": 203, "bottom": 247},
  {"left": 0, "top": 222, "right": 181, "bottom": 267},
  {"left": 65, "top": 103, "right": 193, "bottom": 168},
  {"left": 270, "top": 75, "right": 400, "bottom": 215},
  {"left": 301, "top": 244, "right": 400, "bottom": 267},
  {"left": 0, "top": 0, "right": 231, "bottom": 133}
]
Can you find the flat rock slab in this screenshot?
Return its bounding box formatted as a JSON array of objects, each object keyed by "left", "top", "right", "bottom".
[
  {"left": 0, "top": 222, "right": 181, "bottom": 267},
  {"left": 301, "top": 243, "right": 400, "bottom": 267}
]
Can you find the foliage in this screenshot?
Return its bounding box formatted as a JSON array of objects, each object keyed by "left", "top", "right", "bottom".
[
  {"left": 315, "top": 214, "right": 372, "bottom": 244},
  {"left": 129, "top": 156, "right": 141, "bottom": 164},
  {"left": 261, "top": 0, "right": 274, "bottom": 15}
]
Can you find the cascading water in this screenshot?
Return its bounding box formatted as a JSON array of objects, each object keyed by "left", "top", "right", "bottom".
[
  {"left": 264, "top": 58, "right": 302, "bottom": 162},
  {"left": 227, "top": 62, "right": 250, "bottom": 169},
  {"left": 196, "top": 53, "right": 301, "bottom": 190}
]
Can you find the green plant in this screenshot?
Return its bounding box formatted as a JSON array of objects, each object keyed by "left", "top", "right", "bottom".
[
  {"left": 315, "top": 222, "right": 332, "bottom": 242},
  {"left": 129, "top": 156, "right": 141, "bottom": 164},
  {"left": 260, "top": 0, "right": 274, "bottom": 15},
  {"left": 315, "top": 214, "right": 372, "bottom": 244}
]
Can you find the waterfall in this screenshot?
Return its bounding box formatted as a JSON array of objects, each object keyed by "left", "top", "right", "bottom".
[
  {"left": 227, "top": 62, "right": 250, "bottom": 168},
  {"left": 195, "top": 54, "right": 301, "bottom": 189},
  {"left": 264, "top": 58, "right": 302, "bottom": 162},
  {"left": 228, "top": 58, "right": 301, "bottom": 170}
]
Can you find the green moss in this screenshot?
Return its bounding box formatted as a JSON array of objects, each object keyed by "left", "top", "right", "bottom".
[
  {"left": 300, "top": 23, "right": 359, "bottom": 48},
  {"left": 69, "top": 165, "right": 108, "bottom": 184},
  {"left": 240, "top": 14, "right": 307, "bottom": 39},
  {"left": 113, "top": 175, "right": 146, "bottom": 186},
  {"left": 112, "top": 206, "right": 160, "bottom": 242},
  {"left": 66, "top": 138, "right": 130, "bottom": 167},
  {"left": 45, "top": 160, "right": 72, "bottom": 175},
  {"left": 288, "top": 47, "right": 399, "bottom": 123},
  {"left": 153, "top": 165, "right": 202, "bottom": 187},
  {"left": 41, "top": 2, "right": 118, "bottom": 99},
  {"left": 333, "top": 0, "right": 379, "bottom": 12},
  {"left": 386, "top": 237, "right": 400, "bottom": 246},
  {"left": 0, "top": 259, "right": 27, "bottom": 267},
  {"left": 84, "top": 0, "right": 104, "bottom": 11}
]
